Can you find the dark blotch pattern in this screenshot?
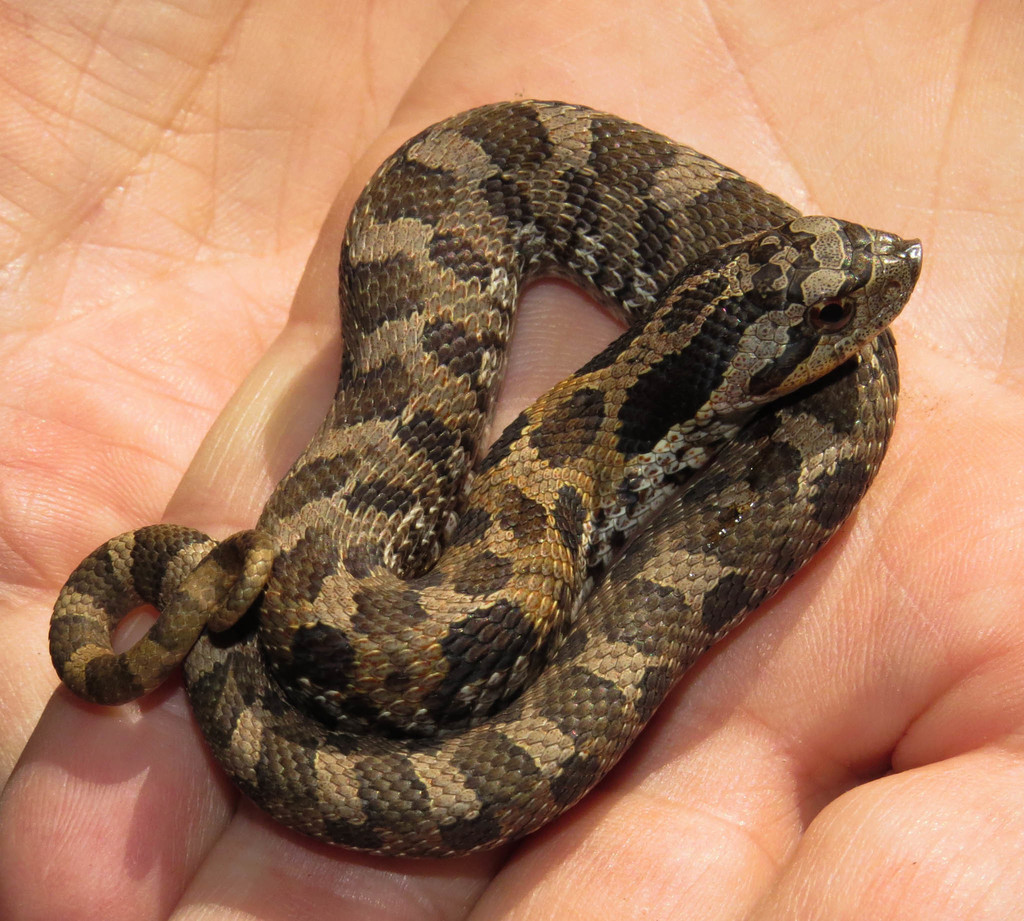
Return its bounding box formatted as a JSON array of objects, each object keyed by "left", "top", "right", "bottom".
[
  {"left": 64, "top": 548, "right": 119, "bottom": 608},
  {"left": 343, "top": 543, "right": 383, "bottom": 578},
  {"left": 343, "top": 252, "right": 426, "bottom": 338},
  {"left": 748, "top": 329, "right": 817, "bottom": 397},
  {"left": 699, "top": 571, "right": 759, "bottom": 636},
  {"left": 553, "top": 622, "right": 590, "bottom": 662},
  {"left": 334, "top": 356, "right": 414, "bottom": 423},
  {"left": 614, "top": 289, "right": 760, "bottom": 454},
  {"left": 394, "top": 409, "right": 463, "bottom": 469},
  {"left": 344, "top": 477, "right": 419, "bottom": 519},
  {"left": 530, "top": 386, "right": 607, "bottom": 465},
  {"left": 322, "top": 815, "right": 386, "bottom": 852},
  {"left": 364, "top": 156, "right": 460, "bottom": 227},
  {"left": 432, "top": 599, "right": 540, "bottom": 723},
  {"left": 450, "top": 549, "right": 513, "bottom": 596},
  {"left": 350, "top": 754, "right": 431, "bottom": 839},
  {"left": 497, "top": 485, "right": 549, "bottom": 546},
  {"left": 547, "top": 751, "right": 603, "bottom": 808},
  {"left": 809, "top": 457, "right": 872, "bottom": 530},
  {"left": 282, "top": 621, "right": 356, "bottom": 693},
  {"left": 427, "top": 231, "right": 494, "bottom": 284},
  {"left": 450, "top": 506, "right": 493, "bottom": 547},
  {"left": 552, "top": 485, "right": 587, "bottom": 558},
  {"left": 795, "top": 358, "right": 863, "bottom": 433},
  {"left": 271, "top": 531, "right": 339, "bottom": 606},
  {"left": 437, "top": 810, "right": 505, "bottom": 852},
  {"left": 182, "top": 655, "right": 236, "bottom": 748},
  {"left": 746, "top": 438, "right": 803, "bottom": 503},
  {"left": 84, "top": 653, "right": 144, "bottom": 702},
  {"left": 478, "top": 410, "right": 529, "bottom": 475},
  {"left": 420, "top": 318, "right": 501, "bottom": 383},
  {"left": 632, "top": 664, "right": 676, "bottom": 725}
]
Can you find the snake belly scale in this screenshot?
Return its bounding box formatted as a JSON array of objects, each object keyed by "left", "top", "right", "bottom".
[{"left": 49, "top": 101, "right": 921, "bottom": 857}]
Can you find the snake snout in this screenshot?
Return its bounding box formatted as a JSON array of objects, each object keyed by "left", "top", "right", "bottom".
[
  {"left": 901, "top": 239, "right": 924, "bottom": 283},
  {"left": 864, "top": 230, "right": 923, "bottom": 329},
  {"left": 872, "top": 231, "right": 923, "bottom": 281}
]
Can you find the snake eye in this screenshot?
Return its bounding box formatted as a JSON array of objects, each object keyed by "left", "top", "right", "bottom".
[{"left": 810, "top": 297, "right": 854, "bottom": 332}]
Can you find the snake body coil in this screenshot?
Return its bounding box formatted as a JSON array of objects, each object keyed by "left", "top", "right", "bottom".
[{"left": 50, "top": 101, "right": 921, "bottom": 857}]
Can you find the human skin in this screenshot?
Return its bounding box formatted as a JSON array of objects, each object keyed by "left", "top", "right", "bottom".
[{"left": 0, "top": 1, "right": 1022, "bottom": 919}]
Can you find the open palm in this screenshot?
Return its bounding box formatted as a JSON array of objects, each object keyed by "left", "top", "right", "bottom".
[{"left": 1, "top": 3, "right": 1021, "bottom": 919}]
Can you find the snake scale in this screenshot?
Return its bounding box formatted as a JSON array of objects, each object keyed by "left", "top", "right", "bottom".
[{"left": 49, "top": 101, "right": 921, "bottom": 857}]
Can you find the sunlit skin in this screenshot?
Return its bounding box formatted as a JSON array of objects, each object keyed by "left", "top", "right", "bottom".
[{"left": 0, "top": 3, "right": 1021, "bottom": 920}]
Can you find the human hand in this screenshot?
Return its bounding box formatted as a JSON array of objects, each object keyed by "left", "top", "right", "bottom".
[{"left": 1, "top": 2, "right": 1021, "bottom": 919}]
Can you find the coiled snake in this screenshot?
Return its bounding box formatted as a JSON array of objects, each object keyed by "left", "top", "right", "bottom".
[{"left": 49, "top": 101, "right": 921, "bottom": 857}]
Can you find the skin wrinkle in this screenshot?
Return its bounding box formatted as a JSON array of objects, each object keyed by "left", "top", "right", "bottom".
[
  {"left": 18, "top": 8, "right": 244, "bottom": 256},
  {"left": 700, "top": 0, "right": 806, "bottom": 201}
]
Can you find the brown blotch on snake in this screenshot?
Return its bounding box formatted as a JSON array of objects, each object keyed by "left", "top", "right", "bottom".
[{"left": 50, "top": 101, "right": 921, "bottom": 857}]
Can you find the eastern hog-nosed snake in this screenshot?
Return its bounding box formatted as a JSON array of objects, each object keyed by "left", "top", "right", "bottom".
[{"left": 50, "top": 101, "right": 922, "bottom": 857}]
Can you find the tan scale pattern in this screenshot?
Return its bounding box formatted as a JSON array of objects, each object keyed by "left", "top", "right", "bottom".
[{"left": 50, "top": 102, "right": 920, "bottom": 856}]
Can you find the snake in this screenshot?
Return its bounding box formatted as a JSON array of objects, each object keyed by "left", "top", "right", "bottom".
[{"left": 49, "top": 100, "right": 921, "bottom": 858}]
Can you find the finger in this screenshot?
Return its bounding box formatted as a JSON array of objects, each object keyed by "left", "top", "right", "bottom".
[{"left": 1, "top": 3, "right": 468, "bottom": 919}]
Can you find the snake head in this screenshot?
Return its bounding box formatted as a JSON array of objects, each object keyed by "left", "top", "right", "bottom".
[{"left": 722, "top": 215, "right": 922, "bottom": 404}]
